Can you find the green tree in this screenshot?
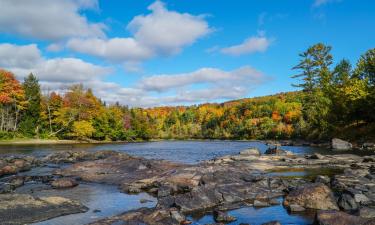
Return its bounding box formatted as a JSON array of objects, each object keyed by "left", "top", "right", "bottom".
[{"left": 19, "top": 73, "right": 41, "bottom": 137}]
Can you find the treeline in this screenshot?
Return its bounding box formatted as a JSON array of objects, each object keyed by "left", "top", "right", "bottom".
[{"left": 0, "top": 44, "right": 374, "bottom": 141}]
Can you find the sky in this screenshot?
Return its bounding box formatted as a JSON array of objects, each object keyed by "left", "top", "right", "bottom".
[{"left": 0, "top": 0, "right": 374, "bottom": 107}]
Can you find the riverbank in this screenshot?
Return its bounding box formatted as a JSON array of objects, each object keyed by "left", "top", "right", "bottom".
[{"left": 0, "top": 139, "right": 129, "bottom": 145}]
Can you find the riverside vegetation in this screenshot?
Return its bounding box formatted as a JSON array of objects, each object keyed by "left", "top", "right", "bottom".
[{"left": 0, "top": 43, "right": 374, "bottom": 142}]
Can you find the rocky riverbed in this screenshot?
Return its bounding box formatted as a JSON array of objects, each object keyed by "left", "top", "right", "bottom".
[{"left": 1, "top": 144, "right": 375, "bottom": 225}]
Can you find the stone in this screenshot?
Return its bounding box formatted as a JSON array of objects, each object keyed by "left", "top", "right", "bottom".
[
  {"left": 359, "top": 207, "right": 375, "bottom": 218},
  {"left": 332, "top": 138, "right": 352, "bottom": 150},
  {"left": 338, "top": 193, "right": 358, "bottom": 211},
  {"left": 0, "top": 194, "right": 88, "bottom": 224},
  {"left": 315, "top": 175, "right": 331, "bottom": 184},
  {"left": 283, "top": 183, "right": 339, "bottom": 210},
  {"left": 287, "top": 204, "right": 306, "bottom": 212},
  {"left": 264, "top": 147, "right": 292, "bottom": 155},
  {"left": 315, "top": 210, "right": 368, "bottom": 225},
  {"left": 362, "top": 143, "right": 375, "bottom": 150},
  {"left": 51, "top": 178, "right": 78, "bottom": 189},
  {"left": 213, "top": 210, "right": 237, "bottom": 223},
  {"left": 261, "top": 221, "right": 281, "bottom": 225},
  {"left": 239, "top": 148, "right": 261, "bottom": 156},
  {"left": 354, "top": 194, "right": 371, "bottom": 204},
  {"left": 170, "top": 209, "right": 186, "bottom": 223},
  {"left": 254, "top": 200, "right": 270, "bottom": 207}
]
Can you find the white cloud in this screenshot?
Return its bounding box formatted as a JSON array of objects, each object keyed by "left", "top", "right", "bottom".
[
  {"left": 128, "top": 1, "right": 211, "bottom": 55},
  {"left": 220, "top": 36, "right": 272, "bottom": 56},
  {"left": 0, "top": 0, "right": 105, "bottom": 41},
  {"left": 67, "top": 38, "right": 153, "bottom": 62},
  {"left": 67, "top": 1, "right": 211, "bottom": 63},
  {"left": 0, "top": 43, "right": 110, "bottom": 82},
  {"left": 313, "top": 0, "right": 342, "bottom": 7},
  {"left": 139, "top": 67, "right": 265, "bottom": 92}
]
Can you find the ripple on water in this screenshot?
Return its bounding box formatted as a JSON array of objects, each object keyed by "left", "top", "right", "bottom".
[{"left": 26, "top": 183, "right": 156, "bottom": 225}]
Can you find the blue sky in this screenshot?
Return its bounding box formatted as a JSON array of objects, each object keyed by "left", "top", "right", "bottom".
[{"left": 0, "top": 0, "right": 374, "bottom": 107}]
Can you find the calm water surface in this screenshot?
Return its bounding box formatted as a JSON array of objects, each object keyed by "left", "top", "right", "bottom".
[{"left": 0, "top": 140, "right": 329, "bottom": 164}]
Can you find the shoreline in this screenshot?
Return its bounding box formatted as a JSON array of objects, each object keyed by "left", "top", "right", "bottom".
[{"left": 0, "top": 139, "right": 130, "bottom": 145}]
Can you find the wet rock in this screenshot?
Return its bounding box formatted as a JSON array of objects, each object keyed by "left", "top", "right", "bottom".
[
  {"left": 0, "top": 194, "right": 88, "bottom": 225},
  {"left": 213, "top": 210, "right": 236, "bottom": 223},
  {"left": 287, "top": 204, "right": 306, "bottom": 212},
  {"left": 51, "top": 178, "right": 78, "bottom": 189},
  {"left": 140, "top": 198, "right": 153, "bottom": 204},
  {"left": 332, "top": 138, "right": 352, "bottom": 150},
  {"left": 315, "top": 210, "right": 369, "bottom": 225},
  {"left": 283, "top": 183, "right": 339, "bottom": 210},
  {"left": 261, "top": 221, "right": 281, "bottom": 225},
  {"left": 239, "top": 148, "right": 261, "bottom": 156}
]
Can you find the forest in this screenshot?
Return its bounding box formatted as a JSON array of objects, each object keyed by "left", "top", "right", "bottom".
[{"left": 0, "top": 43, "right": 374, "bottom": 142}]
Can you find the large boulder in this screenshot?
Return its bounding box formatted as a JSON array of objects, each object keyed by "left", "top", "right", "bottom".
[
  {"left": 51, "top": 178, "right": 78, "bottom": 189},
  {"left": 239, "top": 148, "right": 261, "bottom": 156},
  {"left": 283, "top": 183, "right": 339, "bottom": 210},
  {"left": 0, "top": 194, "right": 88, "bottom": 224},
  {"left": 315, "top": 210, "right": 371, "bottom": 225},
  {"left": 332, "top": 138, "right": 352, "bottom": 150}
]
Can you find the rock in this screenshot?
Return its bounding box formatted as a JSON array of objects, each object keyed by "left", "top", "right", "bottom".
[
  {"left": 93, "top": 209, "right": 101, "bottom": 213},
  {"left": 140, "top": 198, "right": 153, "bottom": 204},
  {"left": 354, "top": 193, "right": 371, "bottom": 204},
  {"left": 264, "top": 148, "right": 293, "bottom": 156},
  {"left": 362, "top": 143, "right": 375, "bottom": 150},
  {"left": 239, "top": 148, "right": 261, "bottom": 156},
  {"left": 338, "top": 193, "right": 358, "bottom": 211},
  {"left": 1, "top": 165, "right": 18, "bottom": 175},
  {"left": 283, "top": 183, "right": 339, "bottom": 210},
  {"left": 0, "top": 183, "right": 12, "bottom": 193},
  {"left": 261, "top": 221, "right": 281, "bottom": 225},
  {"left": 254, "top": 200, "right": 270, "bottom": 207},
  {"left": 170, "top": 209, "right": 186, "bottom": 223},
  {"left": 315, "top": 175, "right": 331, "bottom": 184},
  {"left": 287, "top": 204, "right": 306, "bottom": 212},
  {"left": 51, "top": 178, "right": 78, "bottom": 189},
  {"left": 359, "top": 207, "right": 375, "bottom": 218},
  {"left": 332, "top": 138, "right": 352, "bottom": 150},
  {"left": 213, "top": 210, "right": 237, "bottom": 223},
  {"left": 0, "top": 194, "right": 88, "bottom": 224},
  {"left": 10, "top": 176, "right": 24, "bottom": 188},
  {"left": 315, "top": 210, "right": 368, "bottom": 225},
  {"left": 308, "top": 153, "right": 325, "bottom": 160}
]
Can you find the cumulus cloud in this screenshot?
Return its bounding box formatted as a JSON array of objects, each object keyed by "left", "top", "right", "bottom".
[
  {"left": 67, "top": 1, "right": 211, "bottom": 63},
  {"left": 0, "top": 43, "right": 110, "bottom": 82},
  {"left": 67, "top": 38, "right": 153, "bottom": 62},
  {"left": 139, "top": 67, "right": 265, "bottom": 92},
  {"left": 0, "top": 0, "right": 105, "bottom": 41},
  {"left": 220, "top": 35, "right": 272, "bottom": 56}
]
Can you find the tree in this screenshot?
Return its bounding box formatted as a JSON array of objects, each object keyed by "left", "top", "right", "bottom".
[
  {"left": 19, "top": 73, "right": 41, "bottom": 136},
  {"left": 71, "top": 121, "right": 95, "bottom": 140},
  {"left": 292, "top": 43, "right": 333, "bottom": 137},
  {"left": 0, "top": 69, "right": 26, "bottom": 132}
]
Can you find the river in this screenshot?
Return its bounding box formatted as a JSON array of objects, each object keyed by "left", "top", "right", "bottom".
[{"left": 0, "top": 140, "right": 358, "bottom": 225}]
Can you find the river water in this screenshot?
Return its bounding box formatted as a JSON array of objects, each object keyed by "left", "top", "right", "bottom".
[{"left": 0, "top": 140, "right": 359, "bottom": 225}]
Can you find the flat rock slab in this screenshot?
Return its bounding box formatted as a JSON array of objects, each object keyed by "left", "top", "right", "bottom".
[{"left": 0, "top": 194, "right": 88, "bottom": 225}]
